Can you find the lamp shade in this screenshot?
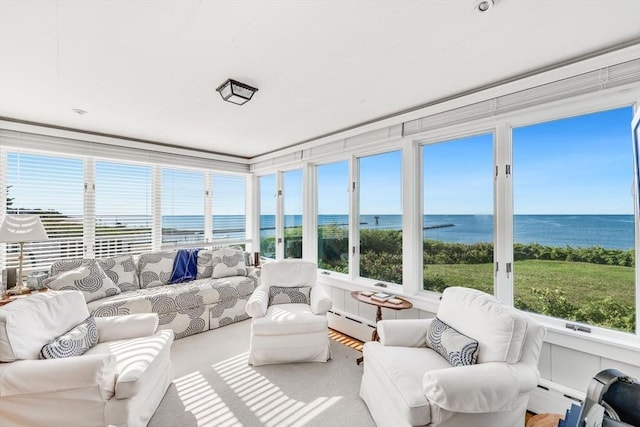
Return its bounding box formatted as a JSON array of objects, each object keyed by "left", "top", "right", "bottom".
[
  {"left": 216, "top": 79, "right": 258, "bottom": 105},
  {"left": 0, "top": 215, "right": 49, "bottom": 243}
]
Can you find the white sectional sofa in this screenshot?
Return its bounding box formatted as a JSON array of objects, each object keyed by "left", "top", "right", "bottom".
[{"left": 44, "top": 247, "right": 259, "bottom": 339}]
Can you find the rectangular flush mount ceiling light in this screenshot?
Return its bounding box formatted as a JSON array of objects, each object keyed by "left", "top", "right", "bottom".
[{"left": 216, "top": 79, "right": 259, "bottom": 105}]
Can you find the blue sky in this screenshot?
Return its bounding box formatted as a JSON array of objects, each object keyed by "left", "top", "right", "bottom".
[
  {"left": 513, "top": 106, "right": 633, "bottom": 214},
  {"left": 310, "top": 105, "right": 634, "bottom": 215},
  {"left": 424, "top": 133, "right": 493, "bottom": 215},
  {"left": 317, "top": 161, "right": 348, "bottom": 216}
]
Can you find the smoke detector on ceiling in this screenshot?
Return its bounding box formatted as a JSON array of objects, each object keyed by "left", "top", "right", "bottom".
[{"left": 475, "top": 0, "right": 494, "bottom": 13}]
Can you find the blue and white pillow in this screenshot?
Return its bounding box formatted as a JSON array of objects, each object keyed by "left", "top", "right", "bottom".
[
  {"left": 268, "top": 286, "right": 311, "bottom": 306},
  {"left": 40, "top": 316, "right": 99, "bottom": 359},
  {"left": 426, "top": 317, "right": 479, "bottom": 366}
]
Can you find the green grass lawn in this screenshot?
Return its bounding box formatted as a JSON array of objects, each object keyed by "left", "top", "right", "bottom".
[{"left": 424, "top": 259, "right": 636, "bottom": 332}]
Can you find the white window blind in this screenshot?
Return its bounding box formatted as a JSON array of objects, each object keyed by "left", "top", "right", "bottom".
[
  {"left": 5, "top": 151, "right": 84, "bottom": 271},
  {"left": 95, "top": 161, "right": 152, "bottom": 257},
  {"left": 212, "top": 174, "right": 246, "bottom": 242},
  {"left": 161, "top": 168, "right": 205, "bottom": 245}
]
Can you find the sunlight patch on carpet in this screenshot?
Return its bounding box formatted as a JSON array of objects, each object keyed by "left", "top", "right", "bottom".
[
  {"left": 174, "top": 370, "right": 241, "bottom": 427},
  {"left": 212, "top": 352, "right": 343, "bottom": 427}
]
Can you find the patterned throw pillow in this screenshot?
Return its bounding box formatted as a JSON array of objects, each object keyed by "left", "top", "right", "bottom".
[
  {"left": 268, "top": 286, "right": 311, "bottom": 306},
  {"left": 40, "top": 316, "right": 99, "bottom": 359},
  {"left": 196, "top": 249, "right": 213, "bottom": 279},
  {"left": 50, "top": 258, "right": 94, "bottom": 277},
  {"left": 137, "top": 250, "right": 177, "bottom": 288},
  {"left": 211, "top": 247, "right": 248, "bottom": 279},
  {"left": 44, "top": 260, "right": 121, "bottom": 303},
  {"left": 426, "top": 317, "right": 479, "bottom": 367},
  {"left": 98, "top": 254, "right": 139, "bottom": 292}
]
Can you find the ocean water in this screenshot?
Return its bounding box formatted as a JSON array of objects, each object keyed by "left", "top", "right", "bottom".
[
  {"left": 100, "top": 214, "right": 635, "bottom": 250},
  {"left": 263, "top": 214, "right": 635, "bottom": 250}
]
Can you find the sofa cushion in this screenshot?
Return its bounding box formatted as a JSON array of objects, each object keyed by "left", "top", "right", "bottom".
[
  {"left": 252, "top": 304, "right": 327, "bottom": 336},
  {"left": 98, "top": 254, "right": 140, "bottom": 292},
  {"left": 50, "top": 256, "right": 139, "bottom": 292},
  {"left": 437, "top": 287, "right": 528, "bottom": 364},
  {"left": 268, "top": 286, "right": 311, "bottom": 306},
  {"left": 88, "top": 275, "right": 258, "bottom": 317},
  {"left": 261, "top": 259, "right": 316, "bottom": 287},
  {"left": 44, "top": 260, "right": 121, "bottom": 303},
  {"left": 196, "top": 249, "right": 213, "bottom": 279},
  {"left": 363, "top": 342, "right": 452, "bottom": 426},
  {"left": 50, "top": 258, "right": 94, "bottom": 277},
  {"left": 138, "top": 250, "right": 177, "bottom": 288},
  {"left": 211, "top": 247, "right": 247, "bottom": 279},
  {"left": 426, "top": 317, "right": 478, "bottom": 367},
  {"left": 0, "top": 290, "right": 89, "bottom": 361},
  {"left": 40, "top": 316, "right": 99, "bottom": 359}
]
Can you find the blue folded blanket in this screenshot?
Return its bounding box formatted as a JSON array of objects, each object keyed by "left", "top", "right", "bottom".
[{"left": 170, "top": 248, "right": 200, "bottom": 284}]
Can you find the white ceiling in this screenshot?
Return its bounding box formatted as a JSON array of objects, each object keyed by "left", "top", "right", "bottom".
[{"left": 1, "top": 1, "right": 639, "bottom": 159}]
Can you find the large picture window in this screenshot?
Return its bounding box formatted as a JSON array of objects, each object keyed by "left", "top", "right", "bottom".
[
  {"left": 358, "top": 151, "right": 402, "bottom": 283},
  {"left": 513, "top": 106, "right": 635, "bottom": 333},
  {"left": 317, "top": 161, "right": 349, "bottom": 273},
  {"left": 422, "top": 134, "right": 494, "bottom": 294}
]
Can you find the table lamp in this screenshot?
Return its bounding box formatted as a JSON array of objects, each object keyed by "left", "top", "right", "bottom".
[{"left": 0, "top": 215, "right": 49, "bottom": 294}]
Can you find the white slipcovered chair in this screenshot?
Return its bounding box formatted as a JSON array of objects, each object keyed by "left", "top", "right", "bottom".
[
  {"left": 245, "top": 259, "right": 332, "bottom": 366},
  {"left": 0, "top": 290, "right": 174, "bottom": 427},
  {"left": 360, "top": 286, "right": 546, "bottom": 427}
]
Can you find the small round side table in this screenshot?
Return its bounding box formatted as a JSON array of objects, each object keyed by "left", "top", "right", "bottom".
[{"left": 350, "top": 290, "right": 412, "bottom": 365}]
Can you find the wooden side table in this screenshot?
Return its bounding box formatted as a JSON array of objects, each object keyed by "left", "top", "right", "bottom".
[
  {"left": 0, "top": 288, "right": 48, "bottom": 306},
  {"left": 351, "top": 290, "right": 412, "bottom": 365}
]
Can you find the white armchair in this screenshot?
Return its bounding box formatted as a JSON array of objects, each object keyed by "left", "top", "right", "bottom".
[
  {"left": 359, "top": 286, "right": 545, "bottom": 427},
  {"left": 245, "top": 259, "right": 332, "bottom": 366},
  {"left": 0, "top": 290, "right": 174, "bottom": 427}
]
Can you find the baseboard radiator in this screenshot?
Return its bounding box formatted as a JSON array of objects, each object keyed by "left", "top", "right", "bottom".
[
  {"left": 529, "top": 379, "right": 584, "bottom": 415},
  {"left": 328, "top": 309, "right": 583, "bottom": 416},
  {"left": 327, "top": 310, "right": 375, "bottom": 343}
]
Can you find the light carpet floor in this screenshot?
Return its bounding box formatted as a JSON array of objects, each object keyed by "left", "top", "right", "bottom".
[{"left": 149, "top": 320, "right": 376, "bottom": 427}]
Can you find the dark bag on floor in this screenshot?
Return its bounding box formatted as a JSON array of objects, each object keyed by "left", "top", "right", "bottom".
[{"left": 577, "top": 368, "right": 640, "bottom": 427}]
